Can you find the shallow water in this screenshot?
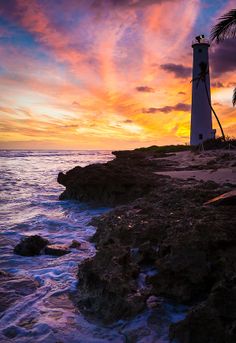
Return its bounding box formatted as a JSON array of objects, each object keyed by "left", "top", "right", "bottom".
[{"left": 0, "top": 150, "right": 186, "bottom": 342}]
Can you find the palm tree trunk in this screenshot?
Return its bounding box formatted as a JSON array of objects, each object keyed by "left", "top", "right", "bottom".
[
  {"left": 233, "top": 87, "right": 236, "bottom": 107},
  {"left": 203, "top": 79, "right": 226, "bottom": 141}
]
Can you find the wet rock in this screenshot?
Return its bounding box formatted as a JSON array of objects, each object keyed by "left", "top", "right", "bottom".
[
  {"left": 75, "top": 246, "right": 144, "bottom": 323},
  {"left": 13, "top": 236, "right": 71, "bottom": 257},
  {"left": 57, "top": 150, "right": 171, "bottom": 205},
  {"left": 204, "top": 189, "right": 236, "bottom": 206},
  {"left": 130, "top": 247, "right": 142, "bottom": 264},
  {"left": 44, "top": 245, "right": 71, "bottom": 256},
  {"left": 170, "top": 302, "right": 225, "bottom": 343},
  {"left": 208, "top": 277, "right": 236, "bottom": 320},
  {"left": 14, "top": 235, "right": 49, "bottom": 256},
  {"left": 149, "top": 244, "right": 211, "bottom": 303},
  {"left": 0, "top": 270, "right": 39, "bottom": 312},
  {"left": 3, "top": 326, "right": 19, "bottom": 339},
  {"left": 70, "top": 240, "right": 81, "bottom": 249},
  {"left": 170, "top": 277, "right": 236, "bottom": 343},
  {"left": 59, "top": 148, "right": 235, "bottom": 340},
  {"left": 17, "top": 315, "right": 38, "bottom": 329},
  {"left": 146, "top": 295, "right": 160, "bottom": 309},
  {"left": 74, "top": 181, "right": 235, "bottom": 329}
]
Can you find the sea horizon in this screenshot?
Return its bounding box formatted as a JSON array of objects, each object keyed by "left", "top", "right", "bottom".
[{"left": 0, "top": 1, "right": 235, "bottom": 341}]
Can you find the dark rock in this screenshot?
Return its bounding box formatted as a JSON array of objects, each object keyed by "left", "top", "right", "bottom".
[
  {"left": 208, "top": 277, "right": 236, "bottom": 320},
  {"left": 200, "top": 180, "right": 219, "bottom": 190},
  {"left": 58, "top": 163, "right": 159, "bottom": 205},
  {"left": 57, "top": 150, "right": 172, "bottom": 205},
  {"left": 14, "top": 235, "right": 49, "bottom": 256},
  {"left": 70, "top": 240, "right": 81, "bottom": 249},
  {"left": 146, "top": 295, "right": 161, "bottom": 309},
  {"left": 170, "top": 302, "right": 225, "bottom": 343},
  {"left": 44, "top": 245, "right": 71, "bottom": 256},
  {"left": 170, "top": 277, "right": 236, "bottom": 343},
  {"left": 13, "top": 236, "right": 71, "bottom": 257},
  {"left": 74, "top": 180, "right": 235, "bottom": 324},
  {"left": 59, "top": 148, "right": 236, "bottom": 339},
  {"left": 3, "top": 326, "right": 19, "bottom": 338},
  {"left": 76, "top": 247, "right": 143, "bottom": 323}
]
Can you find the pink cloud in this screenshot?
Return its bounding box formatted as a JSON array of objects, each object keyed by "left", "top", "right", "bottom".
[{"left": 0, "top": 0, "right": 235, "bottom": 149}]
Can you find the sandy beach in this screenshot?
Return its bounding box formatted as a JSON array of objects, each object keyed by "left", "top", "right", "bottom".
[{"left": 155, "top": 149, "right": 236, "bottom": 185}]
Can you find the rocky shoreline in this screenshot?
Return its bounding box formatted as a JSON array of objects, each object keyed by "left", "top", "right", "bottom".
[{"left": 58, "top": 147, "right": 236, "bottom": 342}]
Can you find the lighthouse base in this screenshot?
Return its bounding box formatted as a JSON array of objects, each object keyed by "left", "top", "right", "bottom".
[{"left": 190, "top": 129, "right": 216, "bottom": 146}]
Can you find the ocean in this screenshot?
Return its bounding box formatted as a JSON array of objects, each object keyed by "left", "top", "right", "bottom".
[{"left": 0, "top": 150, "right": 185, "bottom": 342}]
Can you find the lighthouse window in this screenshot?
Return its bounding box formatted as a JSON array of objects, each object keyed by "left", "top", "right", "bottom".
[
  {"left": 199, "top": 134, "right": 203, "bottom": 140},
  {"left": 198, "top": 49, "right": 202, "bottom": 52}
]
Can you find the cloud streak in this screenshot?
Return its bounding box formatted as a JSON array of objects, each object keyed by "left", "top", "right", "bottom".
[
  {"left": 143, "top": 103, "right": 191, "bottom": 114},
  {"left": 160, "top": 63, "right": 192, "bottom": 79},
  {"left": 91, "top": 0, "right": 177, "bottom": 9},
  {"left": 211, "top": 39, "right": 236, "bottom": 76},
  {"left": 0, "top": 0, "right": 235, "bottom": 149},
  {"left": 136, "top": 86, "right": 155, "bottom": 93}
]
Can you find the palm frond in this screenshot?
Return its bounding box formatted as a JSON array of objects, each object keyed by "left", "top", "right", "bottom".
[
  {"left": 210, "top": 9, "right": 236, "bottom": 42},
  {"left": 233, "top": 87, "right": 236, "bottom": 107}
]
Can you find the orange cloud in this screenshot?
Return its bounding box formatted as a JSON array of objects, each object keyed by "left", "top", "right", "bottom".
[{"left": 0, "top": 0, "right": 235, "bottom": 149}]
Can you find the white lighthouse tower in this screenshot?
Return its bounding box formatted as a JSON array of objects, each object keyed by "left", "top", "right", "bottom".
[{"left": 190, "top": 35, "right": 215, "bottom": 145}]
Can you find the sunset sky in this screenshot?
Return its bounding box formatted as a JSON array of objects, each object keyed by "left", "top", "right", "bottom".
[{"left": 0, "top": 0, "right": 235, "bottom": 150}]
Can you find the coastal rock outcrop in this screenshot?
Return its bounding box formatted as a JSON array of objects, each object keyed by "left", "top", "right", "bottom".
[
  {"left": 170, "top": 277, "right": 236, "bottom": 343},
  {"left": 77, "top": 247, "right": 144, "bottom": 323},
  {"left": 75, "top": 180, "right": 235, "bottom": 327},
  {"left": 44, "top": 245, "right": 71, "bottom": 256},
  {"left": 57, "top": 150, "right": 177, "bottom": 205},
  {"left": 14, "top": 235, "right": 49, "bottom": 256},
  {"left": 70, "top": 240, "right": 81, "bottom": 249},
  {"left": 14, "top": 236, "right": 71, "bottom": 257},
  {"left": 58, "top": 147, "right": 236, "bottom": 340}
]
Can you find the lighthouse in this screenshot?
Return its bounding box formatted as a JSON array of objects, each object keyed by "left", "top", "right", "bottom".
[{"left": 190, "top": 35, "right": 215, "bottom": 146}]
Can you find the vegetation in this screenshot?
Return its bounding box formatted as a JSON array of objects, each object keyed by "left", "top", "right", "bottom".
[
  {"left": 233, "top": 87, "right": 236, "bottom": 107},
  {"left": 193, "top": 136, "right": 236, "bottom": 150},
  {"left": 135, "top": 144, "right": 190, "bottom": 153},
  {"left": 136, "top": 137, "right": 236, "bottom": 153},
  {"left": 210, "top": 9, "right": 236, "bottom": 42},
  {"left": 210, "top": 9, "right": 236, "bottom": 107}
]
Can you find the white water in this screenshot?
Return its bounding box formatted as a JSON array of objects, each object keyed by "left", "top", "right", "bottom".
[{"left": 0, "top": 150, "right": 186, "bottom": 342}]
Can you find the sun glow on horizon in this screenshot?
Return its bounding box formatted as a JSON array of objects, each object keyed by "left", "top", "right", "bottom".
[{"left": 0, "top": 0, "right": 235, "bottom": 150}]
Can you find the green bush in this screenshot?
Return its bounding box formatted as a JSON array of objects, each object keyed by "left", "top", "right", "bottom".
[{"left": 135, "top": 144, "right": 190, "bottom": 153}]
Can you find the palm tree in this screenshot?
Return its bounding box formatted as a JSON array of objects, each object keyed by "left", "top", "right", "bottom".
[
  {"left": 210, "top": 9, "right": 236, "bottom": 42},
  {"left": 233, "top": 87, "right": 236, "bottom": 106},
  {"left": 210, "top": 9, "right": 236, "bottom": 107}
]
